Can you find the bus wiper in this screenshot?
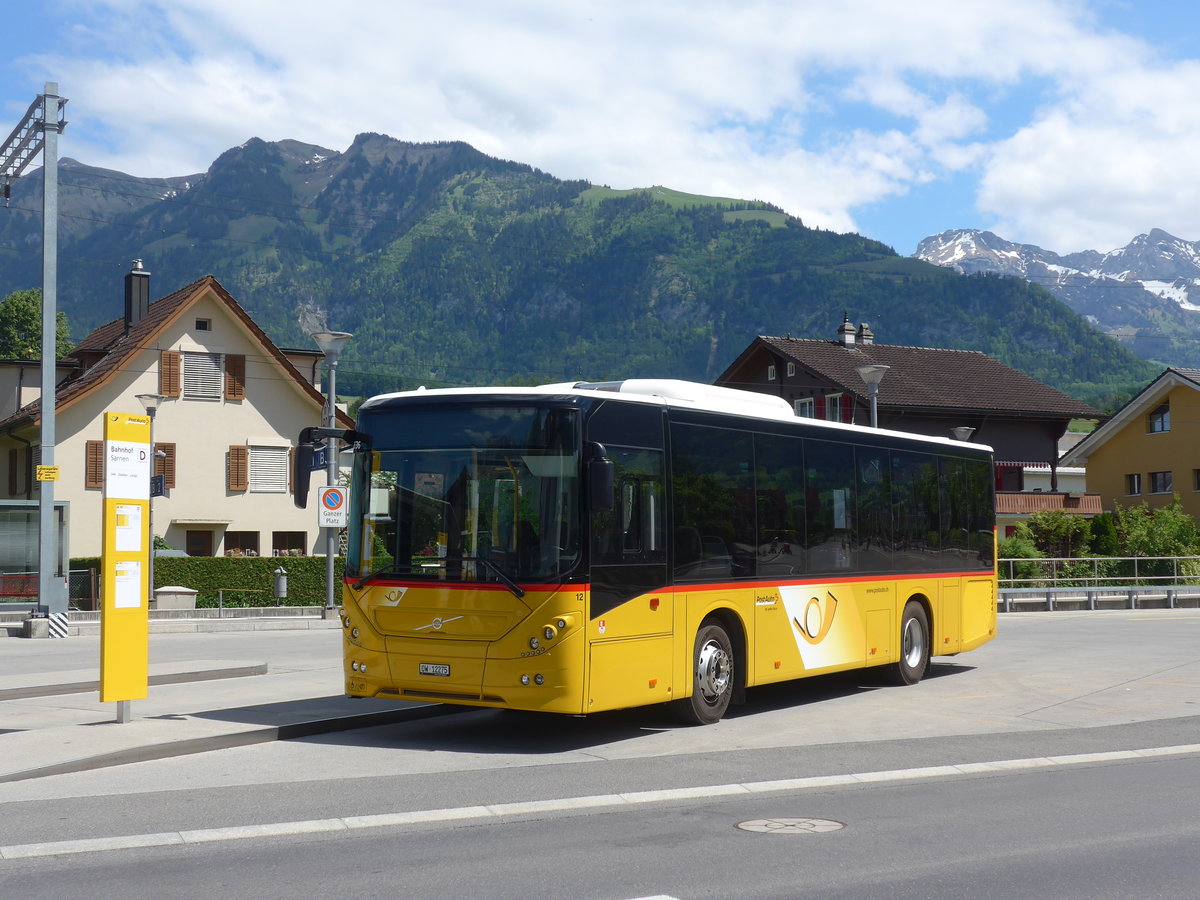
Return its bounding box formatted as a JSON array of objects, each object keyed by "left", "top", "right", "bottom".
[
  {"left": 353, "top": 557, "right": 526, "bottom": 599},
  {"left": 352, "top": 562, "right": 412, "bottom": 591},
  {"left": 456, "top": 556, "right": 526, "bottom": 599}
]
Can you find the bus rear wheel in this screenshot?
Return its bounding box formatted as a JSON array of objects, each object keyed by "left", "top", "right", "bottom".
[
  {"left": 676, "top": 622, "right": 734, "bottom": 725},
  {"left": 887, "top": 601, "right": 930, "bottom": 686}
]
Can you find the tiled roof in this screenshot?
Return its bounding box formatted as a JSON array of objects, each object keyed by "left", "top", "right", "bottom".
[
  {"left": 0, "top": 275, "right": 348, "bottom": 431},
  {"left": 995, "top": 492, "right": 1103, "bottom": 515},
  {"left": 734, "top": 336, "right": 1103, "bottom": 418}
]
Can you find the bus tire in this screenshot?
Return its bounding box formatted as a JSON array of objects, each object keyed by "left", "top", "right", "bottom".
[
  {"left": 887, "top": 601, "right": 930, "bottom": 686},
  {"left": 676, "top": 622, "right": 734, "bottom": 725}
]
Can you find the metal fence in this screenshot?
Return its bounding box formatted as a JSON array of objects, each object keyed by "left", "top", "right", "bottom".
[{"left": 998, "top": 556, "right": 1200, "bottom": 589}]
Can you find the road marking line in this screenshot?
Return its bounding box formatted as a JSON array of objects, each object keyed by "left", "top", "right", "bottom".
[{"left": 5, "top": 742, "right": 1200, "bottom": 860}]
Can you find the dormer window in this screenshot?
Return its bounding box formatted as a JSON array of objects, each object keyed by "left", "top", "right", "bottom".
[{"left": 1147, "top": 401, "right": 1170, "bottom": 433}]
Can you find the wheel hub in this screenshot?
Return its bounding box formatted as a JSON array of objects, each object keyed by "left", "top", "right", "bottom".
[{"left": 697, "top": 639, "right": 731, "bottom": 702}]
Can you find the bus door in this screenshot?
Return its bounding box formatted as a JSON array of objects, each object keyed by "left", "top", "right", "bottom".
[{"left": 587, "top": 446, "right": 672, "bottom": 707}]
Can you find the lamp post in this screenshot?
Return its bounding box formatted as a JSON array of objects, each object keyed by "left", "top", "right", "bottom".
[
  {"left": 311, "top": 331, "right": 353, "bottom": 611},
  {"left": 136, "top": 393, "right": 166, "bottom": 608},
  {"left": 951, "top": 426, "right": 976, "bottom": 442},
  {"left": 855, "top": 365, "right": 890, "bottom": 428}
]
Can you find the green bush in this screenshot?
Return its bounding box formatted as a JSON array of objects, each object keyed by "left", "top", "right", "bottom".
[{"left": 70, "top": 554, "right": 343, "bottom": 607}]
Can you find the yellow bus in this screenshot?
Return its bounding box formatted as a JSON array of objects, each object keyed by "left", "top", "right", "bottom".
[{"left": 295, "top": 379, "right": 996, "bottom": 725}]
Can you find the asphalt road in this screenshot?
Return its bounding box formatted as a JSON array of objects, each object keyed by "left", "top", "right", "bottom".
[{"left": 2, "top": 611, "right": 1199, "bottom": 898}]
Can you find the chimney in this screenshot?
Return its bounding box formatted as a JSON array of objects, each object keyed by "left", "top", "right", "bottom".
[
  {"left": 857, "top": 322, "right": 874, "bottom": 345},
  {"left": 124, "top": 259, "right": 150, "bottom": 333},
  {"left": 836, "top": 314, "right": 855, "bottom": 347}
]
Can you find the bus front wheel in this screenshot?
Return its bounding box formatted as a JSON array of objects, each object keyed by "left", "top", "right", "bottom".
[
  {"left": 887, "top": 601, "right": 930, "bottom": 686},
  {"left": 676, "top": 622, "right": 734, "bottom": 725}
]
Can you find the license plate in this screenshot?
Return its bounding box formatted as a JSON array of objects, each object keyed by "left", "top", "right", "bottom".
[{"left": 419, "top": 663, "right": 451, "bottom": 677}]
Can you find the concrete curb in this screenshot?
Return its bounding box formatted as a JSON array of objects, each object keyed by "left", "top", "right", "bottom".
[
  {"left": 0, "top": 703, "right": 458, "bottom": 784},
  {"left": 0, "top": 664, "right": 270, "bottom": 702}
]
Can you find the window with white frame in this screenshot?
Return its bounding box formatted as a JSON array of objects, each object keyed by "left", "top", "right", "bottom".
[
  {"left": 249, "top": 446, "right": 289, "bottom": 493},
  {"left": 825, "top": 393, "right": 843, "bottom": 421},
  {"left": 767, "top": 364, "right": 777, "bottom": 381},
  {"left": 795, "top": 398, "right": 815, "bottom": 418},
  {"left": 182, "top": 352, "right": 223, "bottom": 400},
  {"left": 786, "top": 362, "right": 795, "bottom": 377}
]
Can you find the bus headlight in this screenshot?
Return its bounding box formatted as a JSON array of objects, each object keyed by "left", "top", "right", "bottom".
[
  {"left": 529, "top": 637, "right": 540, "bottom": 650},
  {"left": 543, "top": 626, "right": 556, "bottom": 641},
  {"left": 534, "top": 674, "right": 545, "bottom": 685},
  {"left": 520, "top": 674, "right": 530, "bottom": 685}
]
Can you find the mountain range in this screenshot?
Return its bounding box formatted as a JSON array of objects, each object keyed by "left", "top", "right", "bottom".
[
  {"left": 915, "top": 228, "right": 1200, "bottom": 368},
  {"left": 0, "top": 133, "right": 1160, "bottom": 408}
]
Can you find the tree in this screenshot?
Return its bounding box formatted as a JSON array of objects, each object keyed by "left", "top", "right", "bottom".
[
  {"left": 997, "top": 523, "right": 1046, "bottom": 585},
  {"left": 1088, "top": 513, "right": 1120, "bottom": 556},
  {"left": 1113, "top": 497, "right": 1200, "bottom": 558},
  {"left": 1023, "top": 509, "right": 1092, "bottom": 559},
  {"left": 0, "top": 288, "right": 73, "bottom": 359},
  {"left": 1112, "top": 497, "right": 1200, "bottom": 584}
]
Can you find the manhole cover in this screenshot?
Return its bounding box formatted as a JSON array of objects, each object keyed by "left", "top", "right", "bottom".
[{"left": 735, "top": 818, "right": 845, "bottom": 835}]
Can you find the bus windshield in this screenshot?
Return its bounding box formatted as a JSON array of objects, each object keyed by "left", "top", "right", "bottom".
[{"left": 347, "top": 405, "right": 581, "bottom": 587}]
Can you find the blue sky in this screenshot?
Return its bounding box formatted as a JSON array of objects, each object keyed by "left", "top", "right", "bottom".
[{"left": 4, "top": 0, "right": 1200, "bottom": 255}]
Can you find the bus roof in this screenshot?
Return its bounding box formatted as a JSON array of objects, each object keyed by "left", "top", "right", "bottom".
[{"left": 359, "top": 379, "right": 994, "bottom": 454}]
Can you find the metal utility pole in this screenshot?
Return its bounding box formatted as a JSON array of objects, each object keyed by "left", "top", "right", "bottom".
[
  {"left": 1, "top": 83, "right": 69, "bottom": 629},
  {"left": 310, "top": 331, "right": 352, "bottom": 612}
]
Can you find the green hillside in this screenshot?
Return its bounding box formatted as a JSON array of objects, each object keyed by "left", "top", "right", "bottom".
[{"left": 0, "top": 134, "right": 1157, "bottom": 410}]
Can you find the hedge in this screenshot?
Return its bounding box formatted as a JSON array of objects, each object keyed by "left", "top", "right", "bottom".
[{"left": 70, "top": 555, "right": 344, "bottom": 608}]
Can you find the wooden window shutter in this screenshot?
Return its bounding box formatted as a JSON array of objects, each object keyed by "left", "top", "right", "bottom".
[
  {"left": 224, "top": 354, "right": 246, "bottom": 400},
  {"left": 160, "top": 351, "right": 181, "bottom": 398},
  {"left": 814, "top": 397, "right": 826, "bottom": 419},
  {"left": 842, "top": 400, "right": 853, "bottom": 424},
  {"left": 156, "top": 442, "right": 177, "bottom": 490},
  {"left": 227, "top": 446, "right": 248, "bottom": 492},
  {"left": 85, "top": 440, "right": 104, "bottom": 488}
]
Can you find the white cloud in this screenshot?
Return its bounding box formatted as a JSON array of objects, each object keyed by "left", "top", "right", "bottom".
[
  {"left": 18, "top": 0, "right": 1200, "bottom": 251},
  {"left": 979, "top": 57, "right": 1200, "bottom": 251}
]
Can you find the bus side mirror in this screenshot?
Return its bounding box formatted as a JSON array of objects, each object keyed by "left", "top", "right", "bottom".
[
  {"left": 293, "top": 440, "right": 314, "bottom": 509},
  {"left": 587, "top": 442, "right": 615, "bottom": 511},
  {"left": 293, "top": 426, "right": 371, "bottom": 509}
]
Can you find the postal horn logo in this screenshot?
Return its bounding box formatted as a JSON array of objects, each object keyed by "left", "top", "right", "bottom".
[{"left": 793, "top": 591, "right": 838, "bottom": 645}]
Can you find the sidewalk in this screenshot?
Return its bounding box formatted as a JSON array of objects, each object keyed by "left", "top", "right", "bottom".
[{"left": 0, "top": 619, "right": 447, "bottom": 784}]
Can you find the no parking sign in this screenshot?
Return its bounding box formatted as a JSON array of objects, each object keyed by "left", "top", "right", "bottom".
[{"left": 317, "top": 486, "right": 348, "bottom": 528}]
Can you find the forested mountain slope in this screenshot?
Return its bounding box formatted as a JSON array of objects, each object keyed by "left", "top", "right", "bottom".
[{"left": 0, "top": 134, "right": 1157, "bottom": 408}]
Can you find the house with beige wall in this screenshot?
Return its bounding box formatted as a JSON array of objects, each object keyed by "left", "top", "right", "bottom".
[
  {"left": 0, "top": 268, "right": 350, "bottom": 559},
  {"left": 1059, "top": 368, "right": 1200, "bottom": 518}
]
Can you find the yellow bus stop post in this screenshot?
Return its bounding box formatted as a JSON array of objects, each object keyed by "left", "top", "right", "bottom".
[{"left": 99, "top": 411, "right": 152, "bottom": 722}]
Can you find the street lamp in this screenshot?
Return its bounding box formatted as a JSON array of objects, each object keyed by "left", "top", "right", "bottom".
[
  {"left": 855, "top": 365, "right": 889, "bottom": 428},
  {"left": 311, "top": 331, "right": 352, "bottom": 611},
  {"left": 136, "top": 392, "right": 166, "bottom": 610},
  {"left": 951, "top": 426, "right": 977, "bottom": 442}
]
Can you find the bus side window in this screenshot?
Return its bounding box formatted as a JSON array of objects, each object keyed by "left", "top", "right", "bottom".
[
  {"left": 592, "top": 448, "right": 665, "bottom": 565},
  {"left": 621, "top": 479, "right": 640, "bottom": 552}
]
